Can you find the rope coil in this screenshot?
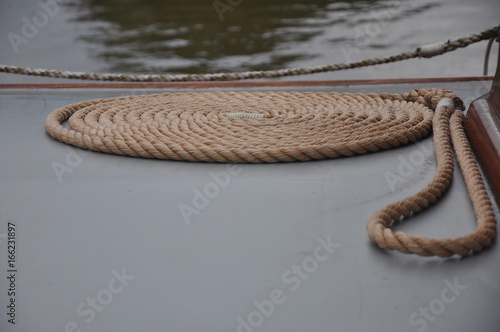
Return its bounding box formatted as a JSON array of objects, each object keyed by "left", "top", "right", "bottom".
[{"left": 45, "top": 88, "right": 496, "bottom": 257}]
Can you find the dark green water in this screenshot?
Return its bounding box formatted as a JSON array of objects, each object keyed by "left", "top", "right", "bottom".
[
  {"left": 0, "top": 0, "right": 498, "bottom": 83},
  {"left": 67, "top": 0, "right": 409, "bottom": 74}
]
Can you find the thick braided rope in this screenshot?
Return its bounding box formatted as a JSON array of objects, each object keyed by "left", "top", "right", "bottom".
[
  {"left": 45, "top": 88, "right": 496, "bottom": 257},
  {"left": 366, "top": 102, "right": 496, "bottom": 257},
  {"left": 4, "top": 25, "right": 499, "bottom": 82},
  {"left": 45, "top": 89, "right": 450, "bottom": 163}
]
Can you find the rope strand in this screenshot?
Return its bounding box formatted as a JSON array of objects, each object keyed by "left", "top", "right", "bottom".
[
  {"left": 4, "top": 25, "right": 499, "bottom": 82},
  {"left": 483, "top": 29, "right": 500, "bottom": 75}
]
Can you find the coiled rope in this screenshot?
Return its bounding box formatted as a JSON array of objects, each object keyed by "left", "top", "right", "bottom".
[
  {"left": 3, "top": 25, "right": 499, "bottom": 82},
  {"left": 45, "top": 88, "right": 497, "bottom": 257}
]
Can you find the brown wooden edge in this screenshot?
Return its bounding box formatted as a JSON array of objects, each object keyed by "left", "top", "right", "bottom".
[
  {"left": 465, "top": 58, "right": 500, "bottom": 206},
  {"left": 0, "top": 76, "right": 493, "bottom": 89}
]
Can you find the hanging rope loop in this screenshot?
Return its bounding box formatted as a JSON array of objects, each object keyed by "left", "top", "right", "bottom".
[
  {"left": 483, "top": 30, "right": 500, "bottom": 75},
  {"left": 366, "top": 98, "right": 496, "bottom": 257}
]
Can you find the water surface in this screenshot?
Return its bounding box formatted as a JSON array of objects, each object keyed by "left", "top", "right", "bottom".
[{"left": 0, "top": 0, "right": 498, "bottom": 83}]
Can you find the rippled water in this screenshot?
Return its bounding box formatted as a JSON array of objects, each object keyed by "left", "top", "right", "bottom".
[{"left": 0, "top": 0, "right": 498, "bottom": 83}]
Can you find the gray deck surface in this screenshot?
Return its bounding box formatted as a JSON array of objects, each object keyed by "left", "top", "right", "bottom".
[{"left": 0, "top": 81, "right": 499, "bottom": 332}]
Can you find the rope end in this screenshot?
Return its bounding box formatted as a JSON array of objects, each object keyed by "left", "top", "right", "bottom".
[{"left": 436, "top": 98, "right": 455, "bottom": 111}]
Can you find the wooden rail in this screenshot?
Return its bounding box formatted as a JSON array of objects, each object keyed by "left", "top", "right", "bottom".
[
  {"left": 0, "top": 76, "right": 493, "bottom": 89},
  {"left": 465, "top": 58, "right": 500, "bottom": 206}
]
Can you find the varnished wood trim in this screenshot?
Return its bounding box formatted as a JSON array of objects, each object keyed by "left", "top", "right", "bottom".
[
  {"left": 465, "top": 53, "right": 500, "bottom": 206},
  {"left": 0, "top": 76, "right": 493, "bottom": 89},
  {"left": 465, "top": 100, "right": 500, "bottom": 207}
]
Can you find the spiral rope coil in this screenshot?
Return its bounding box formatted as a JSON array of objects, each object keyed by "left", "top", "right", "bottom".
[{"left": 45, "top": 88, "right": 497, "bottom": 257}]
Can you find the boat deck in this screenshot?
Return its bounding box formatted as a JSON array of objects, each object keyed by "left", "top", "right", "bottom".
[{"left": 0, "top": 79, "right": 498, "bottom": 332}]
